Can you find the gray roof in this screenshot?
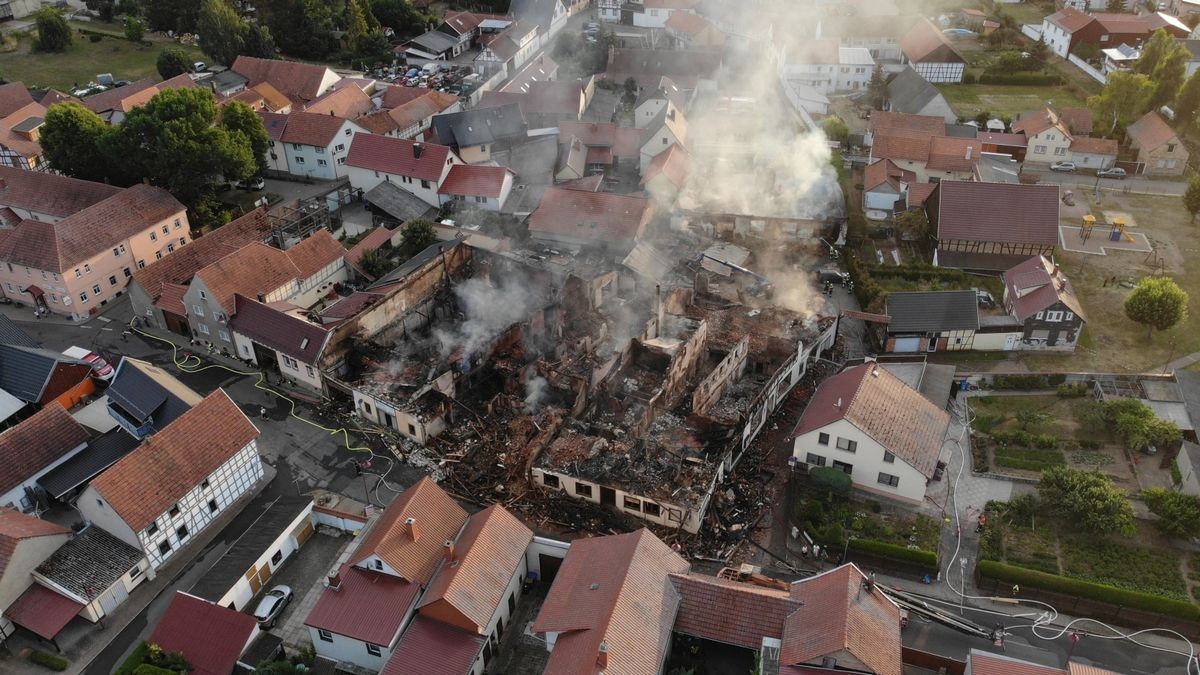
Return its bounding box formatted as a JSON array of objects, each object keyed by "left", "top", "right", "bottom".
[
  {"left": 0, "top": 315, "right": 38, "bottom": 348},
  {"left": 1175, "top": 371, "right": 1200, "bottom": 431},
  {"left": 493, "top": 135, "right": 557, "bottom": 214},
  {"left": 886, "top": 66, "right": 944, "bottom": 116},
  {"left": 189, "top": 496, "right": 312, "bottom": 604},
  {"left": 509, "top": 0, "right": 560, "bottom": 29},
  {"left": 885, "top": 290, "right": 979, "bottom": 333},
  {"left": 363, "top": 180, "right": 438, "bottom": 223},
  {"left": 410, "top": 29, "right": 460, "bottom": 55},
  {"left": 432, "top": 104, "right": 527, "bottom": 148},
  {"left": 211, "top": 69, "right": 249, "bottom": 92},
  {"left": 0, "top": 345, "right": 78, "bottom": 403},
  {"left": 105, "top": 359, "right": 192, "bottom": 432},
  {"left": 370, "top": 238, "right": 465, "bottom": 289},
  {"left": 945, "top": 124, "right": 977, "bottom": 138},
  {"left": 36, "top": 526, "right": 144, "bottom": 602},
  {"left": 38, "top": 427, "right": 141, "bottom": 499}
]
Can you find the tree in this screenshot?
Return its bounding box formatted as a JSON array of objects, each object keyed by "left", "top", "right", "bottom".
[
  {"left": 894, "top": 209, "right": 930, "bottom": 240},
  {"left": 1177, "top": 68, "right": 1200, "bottom": 127},
  {"left": 259, "top": 0, "right": 336, "bottom": 58},
  {"left": 1089, "top": 71, "right": 1154, "bottom": 135},
  {"left": 1134, "top": 29, "right": 1175, "bottom": 76},
  {"left": 1104, "top": 398, "right": 1182, "bottom": 450},
  {"left": 33, "top": 8, "right": 72, "bottom": 52},
  {"left": 1073, "top": 42, "right": 1101, "bottom": 62},
  {"left": 197, "top": 0, "right": 246, "bottom": 67},
  {"left": 820, "top": 115, "right": 849, "bottom": 144},
  {"left": 810, "top": 467, "right": 852, "bottom": 500},
  {"left": 1124, "top": 276, "right": 1189, "bottom": 339},
  {"left": 124, "top": 15, "right": 144, "bottom": 42},
  {"left": 357, "top": 248, "right": 394, "bottom": 278},
  {"left": 143, "top": 0, "right": 201, "bottom": 33},
  {"left": 220, "top": 100, "right": 270, "bottom": 175},
  {"left": 345, "top": 0, "right": 371, "bottom": 53},
  {"left": 1151, "top": 41, "right": 1189, "bottom": 109},
  {"left": 157, "top": 47, "right": 192, "bottom": 79},
  {"left": 1016, "top": 409, "right": 1050, "bottom": 431},
  {"left": 1038, "top": 466, "right": 1136, "bottom": 536},
  {"left": 369, "top": 0, "right": 431, "bottom": 36},
  {"left": 866, "top": 64, "right": 887, "bottom": 110},
  {"left": 622, "top": 77, "right": 638, "bottom": 107},
  {"left": 40, "top": 103, "right": 111, "bottom": 181},
  {"left": 399, "top": 219, "right": 436, "bottom": 257},
  {"left": 242, "top": 23, "right": 277, "bottom": 59},
  {"left": 1106, "top": 0, "right": 1126, "bottom": 10},
  {"left": 1185, "top": 174, "right": 1200, "bottom": 223},
  {"left": 1027, "top": 37, "right": 1049, "bottom": 71},
  {"left": 1143, "top": 488, "right": 1200, "bottom": 538}
]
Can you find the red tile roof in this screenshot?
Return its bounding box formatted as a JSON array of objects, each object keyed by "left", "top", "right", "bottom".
[
  {"left": 193, "top": 242, "right": 301, "bottom": 313},
  {"left": 641, "top": 143, "right": 690, "bottom": 189},
  {"left": 1012, "top": 108, "right": 1071, "bottom": 139},
  {"left": 1058, "top": 107, "right": 1093, "bottom": 135},
  {"left": 1069, "top": 136, "right": 1117, "bottom": 156},
  {"left": 0, "top": 403, "right": 90, "bottom": 495},
  {"left": 382, "top": 615, "right": 486, "bottom": 675},
  {"left": 82, "top": 78, "right": 157, "bottom": 114},
  {"left": 863, "top": 159, "right": 913, "bottom": 192},
  {"left": 900, "top": 18, "right": 964, "bottom": 64},
  {"left": 438, "top": 164, "right": 511, "bottom": 199},
  {"left": 528, "top": 187, "right": 653, "bottom": 244},
  {"left": 90, "top": 389, "right": 259, "bottom": 532},
  {"left": 1127, "top": 111, "right": 1179, "bottom": 152},
  {"left": 969, "top": 650, "right": 1066, "bottom": 675},
  {"left": 781, "top": 565, "right": 902, "bottom": 675},
  {"left": 670, "top": 573, "right": 801, "bottom": 650},
  {"left": 1046, "top": 7, "right": 1094, "bottom": 33},
  {"left": 664, "top": 9, "right": 720, "bottom": 38},
  {"left": 259, "top": 111, "right": 289, "bottom": 141},
  {"left": 149, "top": 592, "right": 258, "bottom": 675},
  {"left": 305, "top": 564, "right": 421, "bottom": 645},
  {"left": 0, "top": 165, "right": 122, "bottom": 218},
  {"left": 229, "top": 294, "right": 331, "bottom": 364},
  {"left": 417, "top": 505, "right": 532, "bottom": 631},
  {"left": 287, "top": 229, "right": 346, "bottom": 279},
  {"left": 318, "top": 291, "right": 384, "bottom": 320},
  {"left": 350, "top": 476, "right": 469, "bottom": 584},
  {"left": 870, "top": 112, "right": 947, "bottom": 164},
  {"left": 1003, "top": 255, "right": 1085, "bottom": 322},
  {"left": 0, "top": 82, "right": 35, "bottom": 118},
  {"left": 345, "top": 226, "right": 392, "bottom": 265},
  {"left": 791, "top": 363, "right": 950, "bottom": 478},
  {"left": 156, "top": 283, "right": 189, "bottom": 315},
  {"left": 0, "top": 509, "right": 71, "bottom": 579},
  {"left": 5, "top": 583, "right": 83, "bottom": 640},
  {"left": 534, "top": 529, "right": 689, "bottom": 675},
  {"left": 976, "top": 131, "right": 1028, "bottom": 148},
  {"left": 925, "top": 136, "right": 980, "bottom": 172},
  {"left": 931, "top": 180, "right": 1060, "bottom": 247},
  {"left": 382, "top": 85, "right": 434, "bottom": 109},
  {"left": 232, "top": 56, "right": 336, "bottom": 103},
  {"left": 557, "top": 122, "right": 643, "bottom": 159},
  {"left": 346, "top": 133, "right": 454, "bottom": 182},
  {"left": 303, "top": 85, "right": 374, "bottom": 119},
  {"left": 279, "top": 112, "right": 356, "bottom": 147},
  {"left": 907, "top": 182, "right": 936, "bottom": 207},
  {"left": 251, "top": 82, "right": 292, "bottom": 113}
]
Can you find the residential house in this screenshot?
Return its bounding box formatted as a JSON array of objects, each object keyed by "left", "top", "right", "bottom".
[
  {"left": 884, "top": 290, "right": 980, "bottom": 353},
  {"left": 477, "top": 21, "right": 543, "bottom": 75},
  {"left": 1126, "top": 111, "right": 1189, "bottom": 176},
  {"left": 633, "top": 76, "right": 690, "bottom": 129},
  {"left": 885, "top": 66, "right": 956, "bottom": 124},
  {"left": 0, "top": 510, "right": 72, "bottom": 640},
  {"left": 868, "top": 112, "right": 978, "bottom": 182},
  {"left": 1013, "top": 108, "right": 1073, "bottom": 164},
  {"left": 1041, "top": 8, "right": 1098, "bottom": 58},
  {"left": 1041, "top": 9, "right": 1189, "bottom": 59},
  {"left": 30, "top": 525, "right": 151, "bottom": 626},
  {"left": 128, "top": 208, "right": 273, "bottom": 337},
  {"left": 532, "top": 529, "right": 689, "bottom": 673},
  {"left": 1169, "top": 0, "right": 1200, "bottom": 19},
  {"left": 900, "top": 19, "right": 965, "bottom": 83},
  {"left": 0, "top": 168, "right": 190, "bottom": 320},
  {"left": 229, "top": 294, "right": 333, "bottom": 391},
  {"left": 790, "top": 362, "right": 951, "bottom": 505},
  {"left": 306, "top": 476, "right": 469, "bottom": 670},
  {"left": 358, "top": 90, "right": 461, "bottom": 141},
  {"left": 0, "top": 83, "right": 47, "bottom": 171},
  {"left": 640, "top": 105, "right": 688, "bottom": 174},
  {"left": 556, "top": 122, "right": 642, "bottom": 178},
  {"left": 778, "top": 38, "right": 876, "bottom": 95},
  {"left": 231, "top": 56, "right": 342, "bottom": 106},
  {"left": 103, "top": 357, "right": 201, "bottom": 440},
  {"left": 478, "top": 78, "right": 594, "bottom": 127},
  {"left": 927, "top": 181, "right": 1060, "bottom": 271},
  {"left": 405, "top": 29, "right": 469, "bottom": 62},
  {"left": 432, "top": 104, "right": 528, "bottom": 165},
  {"left": 665, "top": 10, "right": 725, "bottom": 48},
  {"left": 605, "top": 48, "right": 723, "bottom": 90},
  {"left": 629, "top": 0, "right": 699, "bottom": 29},
  {"left": 149, "top": 592, "right": 261, "bottom": 674},
  {"left": 301, "top": 85, "right": 375, "bottom": 120},
  {"left": 273, "top": 112, "right": 366, "bottom": 180},
  {"left": 509, "top": 0, "right": 567, "bottom": 38},
  {"left": 1068, "top": 136, "right": 1118, "bottom": 170},
  {"left": 208, "top": 69, "right": 249, "bottom": 98},
  {"left": 437, "top": 164, "right": 515, "bottom": 212},
  {"left": 0, "top": 345, "right": 94, "bottom": 411},
  {"left": 82, "top": 74, "right": 197, "bottom": 124},
  {"left": 0, "top": 403, "right": 90, "bottom": 512},
  {"left": 814, "top": 13, "right": 918, "bottom": 62},
  {"left": 261, "top": 112, "right": 291, "bottom": 174},
  {"left": 346, "top": 134, "right": 463, "bottom": 207},
  {"left": 1002, "top": 255, "right": 1087, "bottom": 350},
  {"left": 527, "top": 187, "right": 654, "bottom": 253},
  {"left": 77, "top": 389, "right": 264, "bottom": 569},
  {"left": 862, "top": 158, "right": 918, "bottom": 213},
  {"left": 976, "top": 132, "right": 1028, "bottom": 162},
  {"left": 188, "top": 496, "right": 314, "bottom": 611},
  {"left": 36, "top": 427, "right": 141, "bottom": 504},
  {"left": 250, "top": 82, "right": 293, "bottom": 114},
  {"left": 435, "top": 11, "right": 514, "bottom": 58},
  {"left": 641, "top": 144, "right": 691, "bottom": 204},
  {"left": 382, "top": 505, "right": 534, "bottom": 675},
  {"left": 181, "top": 230, "right": 348, "bottom": 345}
]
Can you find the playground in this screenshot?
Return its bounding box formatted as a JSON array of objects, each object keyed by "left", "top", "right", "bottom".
[{"left": 1059, "top": 212, "right": 1153, "bottom": 256}]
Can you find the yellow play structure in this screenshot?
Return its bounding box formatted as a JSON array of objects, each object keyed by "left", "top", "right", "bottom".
[{"left": 1080, "top": 214, "right": 1134, "bottom": 244}]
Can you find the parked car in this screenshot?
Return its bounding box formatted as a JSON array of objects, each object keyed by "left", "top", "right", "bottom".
[
  {"left": 237, "top": 176, "right": 265, "bottom": 191},
  {"left": 1097, "top": 167, "right": 1127, "bottom": 179},
  {"left": 253, "top": 585, "right": 293, "bottom": 628},
  {"left": 1049, "top": 161, "right": 1076, "bottom": 173},
  {"left": 62, "top": 346, "right": 115, "bottom": 382},
  {"left": 192, "top": 61, "right": 207, "bottom": 73}
]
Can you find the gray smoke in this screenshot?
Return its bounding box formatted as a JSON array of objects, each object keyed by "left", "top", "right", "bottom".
[
  {"left": 435, "top": 276, "right": 543, "bottom": 358},
  {"left": 523, "top": 370, "right": 550, "bottom": 412}
]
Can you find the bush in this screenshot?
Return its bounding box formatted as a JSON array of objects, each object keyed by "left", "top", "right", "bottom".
[
  {"left": 978, "top": 560, "right": 1200, "bottom": 620},
  {"left": 1032, "top": 434, "right": 1059, "bottom": 450},
  {"left": 978, "top": 72, "right": 1064, "bottom": 86},
  {"left": 963, "top": 72, "right": 977, "bottom": 84},
  {"left": 992, "top": 430, "right": 1033, "bottom": 447},
  {"left": 992, "top": 375, "right": 1050, "bottom": 390},
  {"left": 1079, "top": 439, "right": 1101, "bottom": 450},
  {"left": 1047, "top": 374, "right": 1067, "bottom": 385},
  {"left": 850, "top": 538, "right": 938, "bottom": 567},
  {"left": 1173, "top": 459, "right": 1183, "bottom": 487},
  {"left": 132, "top": 666, "right": 176, "bottom": 675},
  {"left": 1057, "top": 383, "right": 1089, "bottom": 398},
  {"left": 90, "top": 33, "right": 103, "bottom": 42},
  {"left": 30, "top": 651, "right": 68, "bottom": 671},
  {"left": 973, "top": 414, "right": 1003, "bottom": 433}
]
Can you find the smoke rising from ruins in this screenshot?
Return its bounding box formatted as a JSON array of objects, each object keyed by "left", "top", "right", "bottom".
[{"left": 435, "top": 275, "right": 543, "bottom": 358}]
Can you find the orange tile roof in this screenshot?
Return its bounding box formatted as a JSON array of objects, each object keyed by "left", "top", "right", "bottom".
[
  {"left": 970, "top": 650, "right": 1067, "bottom": 675},
  {"left": 417, "top": 505, "right": 533, "bottom": 631},
  {"left": 303, "top": 85, "right": 374, "bottom": 119},
  {"left": 193, "top": 242, "right": 304, "bottom": 312},
  {"left": 279, "top": 111, "right": 355, "bottom": 147},
  {"left": 438, "top": 164, "right": 511, "bottom": 198},
  {"left": 534, "top": 529, "right": 689, "bottom": 675},
  {"left": 664, "top": 9, "right": 720, "bottom": 38},
  {"left": 925, "top": 136, "right": 980, "bottom": 172},
  {"left": 641, "top": 143, "right": 690, "bottom": 188},
  {"left": 1012, "top": 108, "right": 1071, "bottom": 139},
  {"left": 528, "top": 187, "right": 653, "bottom": 244},
  {"left": 0, "top": 165, "right": 122, "bottom": 218},
  {"left": 0, "top": 82, "right": 35, "bottom": 118},
  {"left": 345, "top": 226, "right": 393, "bottom": 270},
  {"left": 781, "top": 565, "right": 902, "bottom": 675},
  {"left": 1069, "top": 136, "right": 1117, "bottom": 156},
  {"left": 671, "top": 573, "right": 800, "bottom": 650},
  {"left": 90, "top": 389, "right": 259, "bottom": 532},
  {"left": 1046, "top": 7, "right": 1094, "bottom": 33},
  {"left": 0, "top": 101, "right": 47, "bottom": 159},
  {"left": 286, "top": 229, "right": 346, "bottom": 279},
  {"left": 349, "top": 476, "right": 469, "bottom": 584},
  {"left": 1127, "top": 111, "right": 1179, "bottom": 152},
  {"left": 0, "top": 402, "right": 90, "bottom": 495},
  {"left": 900, "top": 18, "right": 964, "bottom": 64},
  {"left": 251, "top": 82, "right": 292, "bottom": 112},
  {"left": 870, "top": 111, "right": 945, "bottom": 135},
  {"left": 232, "top": 55, "right": 335, "bottom": 103},
  {"left": 0, "top": 508, "right": 71, "bottom": 578},
  {"left": 382, "top": 85, "right": 433, "bottom": 109}
]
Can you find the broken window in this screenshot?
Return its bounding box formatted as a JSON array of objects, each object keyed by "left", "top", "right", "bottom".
[
  {"left": 542, "top": 474, "right": 560, "bottom": 489},
  {"left": 575, "top": 482, "right": 593, "bottom": 498},
  {"left": 643, "top": 502, "right": 661, "bottom": 517},
  {"left": 623, "top": 496, "right": 641, "bottom": 512}
]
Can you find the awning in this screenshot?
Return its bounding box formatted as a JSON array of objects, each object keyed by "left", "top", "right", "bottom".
[
  {"left": 5, "top": 584, "right": 83, "bottom": 640},
  {"left": 22, "top": 285, "right": 43, "bottom": 297}
]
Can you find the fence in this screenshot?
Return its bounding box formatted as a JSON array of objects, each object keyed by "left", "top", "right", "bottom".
[{"left": 1067, "top": 53, "right": 1107, "bottom": 84}]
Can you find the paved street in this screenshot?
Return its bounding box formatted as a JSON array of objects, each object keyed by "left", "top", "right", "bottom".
[{"left": 1022, "top": 168, "right": 1187, "bottom": 197}]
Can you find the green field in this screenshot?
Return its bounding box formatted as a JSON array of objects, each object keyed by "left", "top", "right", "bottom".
[
  {"left": 935, "top": 83, "right": 1087, "bottom": 120},
  {"left": 0, "top": 30, "right": 204, "bottom": 91}
]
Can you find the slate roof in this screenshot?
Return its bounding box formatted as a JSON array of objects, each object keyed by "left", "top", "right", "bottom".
[
  {"left": 886, "top": 66, "right": 946, "bottom": 117},
  {"left": 90, "top": 389, "right": 259, "bottom": 532},
  {"left": 0, "top": 508, "right": 70, "bottom": 579},
  {"left": 533, "top": 529, "right": 689, "bottom": 675},
  {"left": 0, "top": 166, "right": 121, "bottom": 219},
  {"left": 349, "top": 476, "right": 469, "bottom": 584},
  {"left": 791, "top": 364, "right": 951, "bottom": 478},
  {"left": 0, "top": 314, "right": 38, "bottom": 348},
  {"left": 509, "top": 0, "right": 560, "bottom": 29},
  {"left": 35, "top": 525, "right": 144, "bottom": 601},
  {"left": 229, "top": 295, "right": 331, "bottom": 365},
  {"left": 190, "top": 496, "right": 312, "bottom": 603},
  {"left": 1127, "top": 111, "right": 1179, "bottom": 152},
  {"left": 931, "top": 181, "right": 1059, "bottom": 247},
  {"left": 431, "top": 104, "right": 527, "bottom": 148},
  {"left": 304, "top": 564, "right": 421, "bottom": 645},
  {"left": 410, "top": 29, "right": 460, "bottom": 54},
  {"left": 381, "top": 615, "right": 486, "bottom": 675},
  {"left": 346, "top": 133, "right": 454, "bottom": 182},
  {"left": 0, "top": 402, "right": 90, "bottom": 494},
  {"left": 1002, "top": 255, "right": 1086, "bottom": 322},
  {"left": 150, "top": 592, "right": 258, "bottom": 675},
  {"left": 438, "top": 164, "right": 512, "bottom": 198},
  {"left": 886, "top": 290, "right": 979, "bottom": 333},
  {"left": 232, "top": 56, "right": 335, "bottom": 104},
  {"left": 0, "top": 345, "right": 88, "bottom": 403},
  {"left": 105, "top": 357, "right": 201, "bottom": 432},
  {"left": 670, "top": 573, "right": 801, "bottom": 650},
  {"left": 37, "top": 426, "right": 141, "bottom": 499},
  {"left": 528, "top": 187, "right": 652, "bottom": 245}
]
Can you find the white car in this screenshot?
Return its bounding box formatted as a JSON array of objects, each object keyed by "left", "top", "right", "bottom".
[
  {"left": 1049, "top": 161, "right": 1076, "bottom": 173},
  {"left": 62, "top": 347, "right": 115, "bottom": 381},
  {"left": 253, "top": 585, "right": 293, "bottom": 628}
]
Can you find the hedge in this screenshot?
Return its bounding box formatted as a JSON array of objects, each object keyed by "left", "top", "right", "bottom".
[
  {"left": 979, "top": 73, "right": 1064, "bottom": 86},
  {"left": 29, "top": 650, "right": 68, "bottom": 671},
  {"left": 978, "top": 560, "right": 1200, "bottom": 620},
  {"left": 115, "top": 643, "right": 151, "bottom": 675},
  {"left": 850, "top": 538, "right": 938, "bottom": 567},
  {"left": 994, "top": 456, "right": 1061, "bottom": 471},
  {"left": 132, "top": 666, "right": 178, "bottom": 675}
]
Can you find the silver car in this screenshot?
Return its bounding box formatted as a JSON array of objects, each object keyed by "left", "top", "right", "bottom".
[{"left": 253, "top": 585, "right": 293, "bottom": 628}]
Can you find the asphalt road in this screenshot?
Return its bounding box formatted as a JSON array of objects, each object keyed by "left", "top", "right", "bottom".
[{"left": 1022, "top": 168, "right": 1187, "bottom": 197}]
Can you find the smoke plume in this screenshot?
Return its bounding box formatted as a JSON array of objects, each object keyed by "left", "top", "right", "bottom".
[{"left": 435, "top": 275, "right": 543, "bottom": 358}]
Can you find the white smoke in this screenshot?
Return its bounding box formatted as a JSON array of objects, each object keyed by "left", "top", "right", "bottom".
[
  {"left": 523, "top": 370, "right": 550, "bottom": 412},
  {"left": 434, "top": 276, "right": 543, "bottom": 358}
]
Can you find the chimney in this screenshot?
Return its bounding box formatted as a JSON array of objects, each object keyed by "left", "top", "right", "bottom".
[
  {"left": 413, "top": 143, "right": 424, "bottom": 159},
  {"left": 835, "top": 397, "right": 842, "bottom": 409},
  {"left": 404, "top": 516, "right": 419, "bottom": 541},
  {"left": 443, "top": 539, "right": 455, "bottom": 563},
  {"left": 965, "top": 145, "right": 974, "bottom": 160},
  {"left": 597, "top": 642, "right": 609, "bottom": 670},
  {"left": 257, "top": 292, "right": 266, "bottom": 303},
  {"left": 326, "top": 567, "right": 343, "bottom": 591}
]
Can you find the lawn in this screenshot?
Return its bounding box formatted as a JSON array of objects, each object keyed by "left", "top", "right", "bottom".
[
  {"left": 1, "top": 31, "right": 203, "bottom": 91},
  {"left": 793, "top": 487, "right": 941, "bottom": 553},
  {"left": 935, "top": 83, "right": 1087, "bottom": 120},
  {"left": 996, "top": 0, "right": 1054, "bottom": 26}
]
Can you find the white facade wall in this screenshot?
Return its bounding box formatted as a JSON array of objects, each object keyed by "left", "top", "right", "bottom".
[
  {"left": 839, "top": 36, "right": 902, "bottom": 62},
  {"left": 1070, "top": 150, "right": 1115, "bottom": 169},
  {"left": 864, "top": 187, "right": 903, "bottom": 212},
  {"left": 312, "top": 507, "right": 368, "bottom": 533},
  {"left": 266, "top": 140, "right": 291, "bottom": 173},
  {"left": 351, "top": 389, "right": 447, "bottom": 445},
  {"left": 599, "top": 0, "right": 619, "bottom": 22},
  {"left": 439, "top": 174, "right": 513, "bottom": 212},
  {"left": 791, "top": 418, "right": 930, "bottom": 504},
  {"left": 214, "top": 504, "right": 313, "bottom": 610},
  {"left": 1025, "top": 130, "right": 1072, "bottom": 163},
  {"left": 33, "top": 552, "right": 152, "bottom": 622},
  {"left": 640, "top": 127, "right": 682, "bottom": 174},
  {"left": 633, "top": 6, "right": 682, "bottom": 28},
  {"left": 1041, "top": 20, "right": 1073, "bottom": 58},
  {"left": 971, "top": 331, "right": 1021, "bottom": 351},
  {"left": 0, "top": 441, "right": 88, "bottom": 511},
  {"left": 346, "top": 155, "right": 460, "bottom": 208},
  {"left": 310, "top": 601, "right": 414, "bottom": 671},
  {"left": 530, "top": 467, "right": 705, "bottom": 532},
  {"left": 283, "top": 121, "right": 363, "bottom": 180},
  {"left": 524, "top": 536, "right": 569, "bottom": 580}
]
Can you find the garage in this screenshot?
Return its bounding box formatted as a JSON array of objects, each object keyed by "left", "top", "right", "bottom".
[{"left": 892, "top": 337, "right": 922, "bottom": 353}]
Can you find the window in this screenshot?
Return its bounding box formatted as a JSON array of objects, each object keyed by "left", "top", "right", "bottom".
[
  {"left": 92, "top": 284, "right": 101, "bottom": 294},
  {"left": 158, "top": 540, "right": 172, "bottom": 555},
  {"left": 1035, "top": 311, "right": 1044, "bottom": 320},
  {"left": 877, "top": 472, "right": 900, "bottom": 487},
  {"left": 296, "top": 156, "right": 305, "bottom": 164},
  {"left": 174, "top": 218, "right": 181, "bottom": 229},
  {"left": 282, "top": 355, "right": 298, "bottom": 368},
  {"left": 317, "top": 159, "right": 328, "bottom": 166},
  {"left": 1054, "top": 147, "right": 1066, "bottom": 156},
  {"left": 150, "top": 232, "right": 157, "bottom": 242},
  {"left": 201, "top": 478, "right": 210, "bottom": 489},
  {"left": 197, "top": 323, "right": 210, "bottom": 335},
  {"left": 168, "top": 243, "right": 175, "bottom": 253},
  {"left": 271, "top": 550, "right": 283, "bottom": 566},
  {"left": 147, "top": 521, "right": 159, "bottom": 536},
  {"left": 420, "top": 179, "right": 431, "bottom": 189},
  {"left": 112, "top": 246, "right": 121, "bottom": 257},
  {"left": 168, "top": 504, "right": 181, "bottom": 517},
  {"left": 179, "top": 238, "right": 187, "bottom": 247},
  {"left": 156, "top": 251, "right": 163, "bottom": 260},
  {"left": 543, "top": 473, "right": 560, "bottom": 488},
  {"left": 79, "top": 291, "right": 88, "bottom": 302},
  {"left": 176, "top": 524, "right": 189, "bottom": 539},
  {"left": 316, "top": 146, "right": 325, "bottom": 154},
  {"left": 219, "top": 329, "right": 230, "bottom": 342},
  {"left": 662, "top": 137, "right": 668, "bottom": 145},
  {"left": 109, "top": 275, "right": 117, "bottom": 286},
  {"left": 318, "top": 629, "right": 333, "bottom": 643},
  {"left": 1168, "top": 143, "right": 1176, "bottom": 153},
  {"left": 818, "top": 432, "right": 829, "bottom": 446},
  {"left": 74, "top": 268, "right": 82, "bottom": 278},
  {"left": 575, "top": 482, "right": 593, "bottom": 497},
  {"left": 1065, "top": 312, "right": 1074, "bottom": 321},
  {"left": 84, "top": 263, "right": 91, "bottom": 273},
  {"left": 292, "top": 143, "right": 302, "bottom": 150},
  {"left": 208, "top": 499, "right": 218, "bottom": 513},
  {"left": 623, "top": 496, "right": 641, "bottom": 512},
  {"left": 508, "top": 592, "right": 516, "bottom": 613},
  {"left": 306, "top": 365, "right": 315, "bottom": 377},
  {"left": 643, "top": 501, "right": 661, "bottom": 517},
  {"left": 128, "top": 565, "right": 142, "bottom": 580},
  {"left": 1046, "top": 311, "right": 1064, "bottom": 322},
  {"left": 374, "top": 559, "right": 383, "bottom": 570},
  {"left": 833, "top": 460, "right": 853, "bottom": 474},
  {"left": 161, "top": 225, "right": 169, "bottom": 235},
  {"left": 338, "top": 157, "right": 346, "bottom": 165},
  {"left": 883, "top": 451, "right": 895, "bottom": 463},
  {"left": 835, "top": 437, "right": 857, "bottom": 453},
  {"left": 366, "top": 644, "right": 381, "bottom": 657},
  {"left": 124, "top": 267, "right": 132, "bottom": 278},
  {"left": 270, "top": 152, "right": 278, "bottom": 159},
  {"left": 806, "top": 453, "right": 826, "bottom": 467},
  {"left": 335, "top": 144, "right": 345, "bottom": 151},
  {"left": 344, "top": 128, "right": 352, "bottom": 136},
  {"left": 192, "top": 304, "right": 204, "bottom": 317},
  {"left": 1034, "top": 145, "right": 1046, "bottom": 154}
]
